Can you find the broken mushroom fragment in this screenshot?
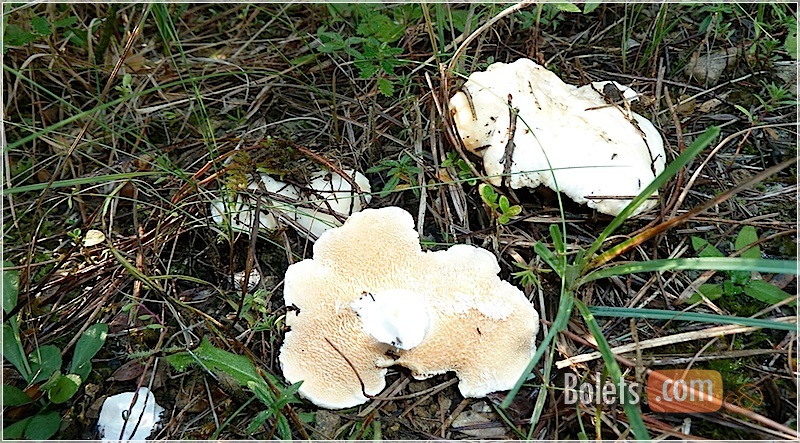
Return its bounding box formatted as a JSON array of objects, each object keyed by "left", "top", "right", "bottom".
[
  {"left": 449, "top": 58, "right": 666, "bottom": 216},
  {"left": 279, "top": 206, "right": 539, "bottom": 409},
  {"left": 210, "top": 169, "right": 371, "bottom": 240}
]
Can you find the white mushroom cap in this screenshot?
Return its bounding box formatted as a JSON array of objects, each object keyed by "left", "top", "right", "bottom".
[
  {"left": 279, "top": 207, "right": 539, "bottom": 408},
  {"left": 209, "top": 169, "right": 371, "bottom": 240},
  {"left": 293, "top": 169, "right": 372, "bottom": 240},
  {"left": 450, "top": 58, "right": 666, "bottom": 216},
  {"left": 97, "top": 387, "right": 164, "bottom": 442},
  {"left": 209, "top": 174, "right": 299, "bottom": 232}
]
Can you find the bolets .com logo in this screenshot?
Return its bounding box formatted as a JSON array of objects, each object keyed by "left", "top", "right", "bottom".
[{"left": 564, "top": 369, "right": 763, "bottom": 413}]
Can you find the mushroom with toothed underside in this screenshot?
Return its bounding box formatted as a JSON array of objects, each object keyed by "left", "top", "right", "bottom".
[{"left": 278, "top": 206, "right": 539, "bottom": 409}]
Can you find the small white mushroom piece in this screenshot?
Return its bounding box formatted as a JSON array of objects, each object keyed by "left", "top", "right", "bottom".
[
  {"left": 292, "top": 169, "right": 372, "bottom": 240},
  {"left": 209, "top": 169, "right": 371, "bottom": 240},
  {"left": 350, "top": 289, "right": 431, "bottom": 350},
  {"left": 449, "top": 58, "right": 666, "bottom": 216},
  {"left": 97, "top": 387, "right": 164, "bottom": 442}
]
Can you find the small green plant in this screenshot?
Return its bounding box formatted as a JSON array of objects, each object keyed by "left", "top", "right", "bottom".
[
  {"left": 315, "top": 4, "right": 419, "bottom": 96},
  {"left": 2, "top": 8, "right": 86, "bottom": 53},
  {"left": 755, "top": 81, "right": 798, "bottom": 112},
  {"left": 366, "top": 153, "right": 421, "bottom": 198},
  {"left": 2, "top": 262, "right": 108, "bottom": 440},
  {"left": 441, "top": 152, "right": 477, "bottom": 186},
  {"left": 167, "top": 338, "right": 302, "bottom": 438},
  {"left": 688, "top": 226, "right": 795, "bottom": 305},
  {"left": 479, "top": 184, "right": 521, "bottom": 225},
  {"left": 499, "top": 127, "right": 798, "bottom": 441}
]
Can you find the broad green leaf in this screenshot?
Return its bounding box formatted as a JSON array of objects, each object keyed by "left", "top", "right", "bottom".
[
  {"left": 691, "top": 237, "right": 724, "bottom": 258},
  {"left": 2, "top": 323, "right": 29, "bottom": 380},
  {"left": 166, "top": 352, "right": 194, "bottom": 371},
  {"left": 3, "top": 384, "right": 33, "bottom": 406},
  {"left": 24, "top": 410, "right": 61, "bottom": 440},
  {"left": 744, "top": 280, "right": 797, "bottom": 306},
  {"left": 28, "top": 345, "right": 62, "bottom": 385},
  {"left": 3, "top": 261, "right": 19, "bottom": 314},
  {"left": 4, "top": 24, "right": 37, "bottom": 46},
  {"left": 69, "top": 323, "right": 108, "bottom": 376},
  {"left": 723, "top": 280, "right": 743, "bottom": 295},
  {"left": 786, "top": 20, "right": 797, "bottom": 59},
  {"left": 3, "top": 417, "right": 32, "bottom": 439},
  {"left": 735, "top": 226, "right": 761, "bottom": 259},
  {"left": 583, "top": 2, "right": 601, "bottom": 14},
  {"left": 554, "top": 2, "right": 581, "bottom": 13},
  {"left": 686, "top": 283, "right": 724, "bottom": 304},
  {"left": 47, "top": 373, "right": 81, "bottom": 403},
  {"left": 31, "top": 16, "right": 51, "bottom": 36}
]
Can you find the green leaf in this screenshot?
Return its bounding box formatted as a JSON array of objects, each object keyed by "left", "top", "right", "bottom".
[
  {"left": 3, "top": 384, "right": 33, "bottom": 406},
  {"left": 735, "top": 226, "right": 761, "bottom": 259},
  {"left": 583, "top": 2, "right": 602, "bottom": 14},
  {"left": 3, "top": 261, "right": 19, "bottom": 314},
  {"left": 2, "top": 323, "right": 29, "bottom": 380},
  {"left": 31, "top": 16, "right": 52, "bottom": 36},
  {"left": 499, "top": 195, "right": 510, "bottom": 212},
  {"left": 554, "top": 2, "right": 581, "bottom": 13},
  {"left": 744, "top": 280, "right": 796, "bottom": 306},
  {"left": 247, "top": 410, "right": 273, "bottom": 434},
  {"left": 723, "top": 280, "right": 743, "bottom": 295},
  {"left": 376, "top": 77, "right": 394, "bottom": 97},
  {"left": 3, "top": 417, "right": 32, "bottom": 439},
  {"left": 479, "top": 184, "right": 497, "bottom": 205},
  {"left": 379, "top": 174, "right": 400, "bottom": 198},
  {"left": 686, "top": 283, "right": 724, "bottom": 304},
  {"left": 69, "top": 323, "right": 108, "bottom": 377},
  {"left": 24, "top": 410, "right": 61, "bottom": 440},
  {"left": 4, "top": 24, "right": 37, "bottom": 46},
  {"left": 166, "top": 352, "right": 194, "bottom": 372},
  {"left": 28, "top": 345, "right": 62, "bottom": 385},
  {"left": 785, "top": 20, "right": 797, "bottom": 59},
  {"left": 53, "top": 16, "right": 78, "bottom": 28},
  {"left": 691, "top": 237, "right": 724, "bottom": 258},
  {"left": 47, "top": 373, "right": 81, "bottom": 404}
]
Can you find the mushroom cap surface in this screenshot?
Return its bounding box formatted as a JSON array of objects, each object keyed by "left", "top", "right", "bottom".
[
  {"left": 279, "top": 207, "right": 539, "bottom": 408},
  {"left": 450, "top": 58, "right": 666, "bottom": 216}
]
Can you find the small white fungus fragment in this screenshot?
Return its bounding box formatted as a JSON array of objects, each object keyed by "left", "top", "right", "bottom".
[
  {"left": 210, "top": 169, "right": 371, "bottom": 240},
  {"left": 350, "top": 289, "right": 430, "bottom": 350},
  {"left": 97, "top": 387, "right": 164, "bottom": 442}
]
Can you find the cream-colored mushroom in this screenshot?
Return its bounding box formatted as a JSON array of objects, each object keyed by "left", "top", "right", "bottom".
[
  {"left": 279, "top": 206, "right": 539, "bottom": 409},
  {"left": 210, "top": 169, "right": 371, "bottom": 240},
  {"left": 449, "top": 58, "right": 666, "bottom": 216}
]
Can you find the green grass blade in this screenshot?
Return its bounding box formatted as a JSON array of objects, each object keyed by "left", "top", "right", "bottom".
[
  {"left": 581, "top": 257, "right": 797, "bottom": 284},
  {"left": 589, "top": 306, "right": 797, "bottom": 331},
  {"left": 583, "top": 126, "right": 721, "bottom": 266},
  {"left": 575, "top": 300, "right": 650, "bottom": 440},
  {"left": 501, "top": 291, "right": 574, "bottom": 409},
  {"left": 3, "top": 172, "right": 161, "bottom": 195},
  {"left": 533, "top": 241, "right": 563, "bottom": 278}
]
